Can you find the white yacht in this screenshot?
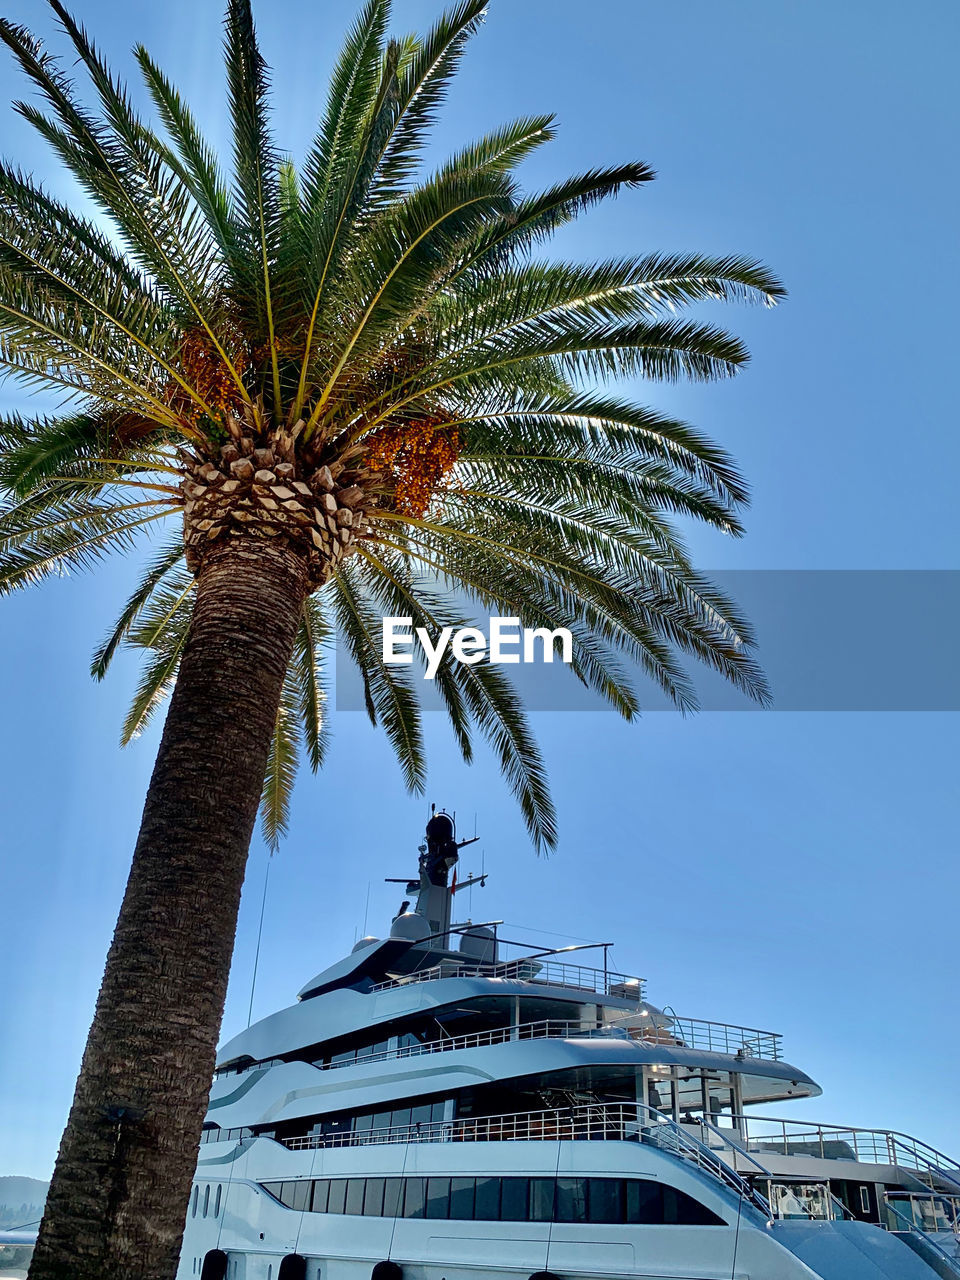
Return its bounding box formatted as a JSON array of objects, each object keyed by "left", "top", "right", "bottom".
[
  {"left": 171, "top": 809, "right": 960, "bottom": 1280},
  {"left": 8, "top": 809, "right": 958, "bottom": 1280}
]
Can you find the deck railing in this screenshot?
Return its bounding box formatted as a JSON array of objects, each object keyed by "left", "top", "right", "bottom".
[
  {"left": 281, "top": 1101, "right": 770, "bottom": 1217},
  {"left": 214, "top": 1011, "right": 784, "bottom": 1081},
  {"left": 626, "top": 1014, "right": 782, "bottom": 1061},
  {"left": 733, "top": 1115, "right": 960, "bottom": 1190},
  {"left": 369, "top": 957, "right": 645, "bottom": 1001},
  {"left": 316, "top": 1013, "right": 782, "bottom": 1073}
]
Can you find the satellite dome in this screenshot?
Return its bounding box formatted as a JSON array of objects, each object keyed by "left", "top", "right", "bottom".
[
  {"left": 389, "top": 912, "right": 432, "bottom": 942},
  {"left": 351, "top": 936, "right": 381, "bottom": 953},
  {"left": 459, "top": 924, "right": 497, "bottom": 964}
]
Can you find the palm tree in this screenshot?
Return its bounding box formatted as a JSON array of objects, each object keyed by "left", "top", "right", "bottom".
[{"left": 0, "top": 1, "right": 781, "bottom": 1275}]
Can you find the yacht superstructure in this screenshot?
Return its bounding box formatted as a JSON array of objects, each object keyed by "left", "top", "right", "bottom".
[
  {"left": 164, "top": 809, "right": 960, "bottom": 1280},
  {"left": 12, "top": 810, "right": 952, "bottom": 1280}
]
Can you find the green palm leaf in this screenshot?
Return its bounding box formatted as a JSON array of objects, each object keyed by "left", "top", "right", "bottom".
[{"left": 0, "top": 0, "right": 783, "bottom": 850}]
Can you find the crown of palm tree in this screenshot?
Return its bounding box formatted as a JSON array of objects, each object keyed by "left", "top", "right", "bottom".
[{"left": 0, "top": 0, "right": 782, "bottom": 851}]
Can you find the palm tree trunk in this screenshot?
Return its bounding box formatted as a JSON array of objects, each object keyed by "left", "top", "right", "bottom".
[{"left": 29, "top": 536, "right": 312, "bottom": 1280}]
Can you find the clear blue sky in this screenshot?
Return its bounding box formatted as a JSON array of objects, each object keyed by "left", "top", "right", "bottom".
[{"left": 0, "top": 0, "right": 958, "bottom": 1181}]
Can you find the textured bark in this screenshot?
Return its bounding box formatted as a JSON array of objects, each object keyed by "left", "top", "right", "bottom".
[{"left": 29, "top": 537, "right": 311, "bottom": 1280}]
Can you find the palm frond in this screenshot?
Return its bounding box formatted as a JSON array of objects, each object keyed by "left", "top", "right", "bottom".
[
  {"left": 224, "top": 0, "right": 281, "bottom": 410},
  {"left": 259, "top": 674, "right": 301, "bottom": 851},
  {"left": 331, "top": 560, "right": 426, "bottom": 793},
  {"left": 91, "top": 538, "right": 187, "bottom": 680},
  {"left": 120, "top": 574, "right": 193, "bottom": 742}
]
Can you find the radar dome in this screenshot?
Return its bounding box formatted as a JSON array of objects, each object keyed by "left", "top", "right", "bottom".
[
  {"left": 352, "top": 936, "right": 381, "bottom": 953},
  {"left": 459, "top": 924, "right": 497, "bottom": 964},
  {"left": 389, "top": 912, "right": 432, "bottom": 942}
]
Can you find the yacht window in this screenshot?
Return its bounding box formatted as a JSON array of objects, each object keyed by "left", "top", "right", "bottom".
[
  {"left": 214, "top": 1185, "right": 222, "bottom": 1218},
  {"left": 202, "top": 1185, "right": 210, "bottom": 1218},
  {"left": 450, "top": 1177, "right": 475, "bottom": 1219},
  {"left": 327, "top": 1180, "right": 347, "bottom": 1215},
  {"left": 556, "top": 1177, "right": 587, "bottom": 1222},
  {"left": 353, "top": 1113, "right": 373, "bottom": 1132},
  {"left": 403, "top": 1178, "right": 426, "bottom": 1218},
  {"left": 191, "top": 1186, "right": 199, "bottom": 1218},
  {"left": 371, "top": 1111, "right": 392, "bottom": 1131},
  {"left": 474, "top": 1177, "right": 500, "bottom": 1220},
  {"left": 500, "top": 1178, "right": 528, "bottom": 1222},
  {"left": 392, "top": 1107, "right": 412, "bottom": 1129},
  {"left": 345, "top": 1180, "right": 365, "bottom": 1215},
  {"left": 625, "top": 1180, "right": 663, "bottom": 1224},
  {"left": 529, "top": 1179, "right": 555, "bottom": 1222},
  {"left": 587, "top": 1178, "right": 620, "bottom": 1224},
  {"left": 859, "top": 1186, "right": 871, "bottom": 1213},
  {"left": 426, "top": 1178, "right": 451, "bottom": 1219},
  {"left": 664, "top": 1185, "right": 724, "bottom": 1226},
  {"left": 382, "top": 1179, "right": 403, "bottom": 1218},
  {"left": 256, "top": 1175, "right": 725, "bottom": 1226},
  {"left": 411, "top": 1104, "right": 433, "bottom": 1127},
  {"left": 364, "top": 1178, "right": 385, "bottom": 1217}
]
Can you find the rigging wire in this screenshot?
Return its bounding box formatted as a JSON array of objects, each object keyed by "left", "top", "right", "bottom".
[{"left": 247, "top": 851, "right": 273, "bottom": 1028}]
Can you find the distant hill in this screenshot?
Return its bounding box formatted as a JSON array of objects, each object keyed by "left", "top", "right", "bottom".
[{"left": 0, "top": 1177, "right": 48, "bottom": 1229}]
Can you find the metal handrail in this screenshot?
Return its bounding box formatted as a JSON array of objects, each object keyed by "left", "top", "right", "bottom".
[
  {"left": 216, "top": 1011, "right": 785, "bottom": 1082},
  {"left": 611, "top": 1012, "right": 782, "bottom": 1061},
  {"left": 320, "top": 1018, "right": 610, "bottom": 1068},
  {"left": 885, "top": 1198, "right": 960, "bottom": 1277},
  {"left": 887, "top": 1191, "right": 960, "bottom": 1234},
  {"left": 733, "top": 1114, "right": 960, "bottom": 1189},
  {"left": 369, "top": 957, "right": 646, "bottom": 1000},
  {"left": 315, "top": 1013, "right": 783, "bottom": 1073},
  {"left": 280, "top": 1101, "right": 770, "bottom": 1218}
]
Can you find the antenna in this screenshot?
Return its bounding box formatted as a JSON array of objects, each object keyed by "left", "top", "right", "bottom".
[{"left": 361, "top": 881, "right": 371, "bottom": 938}]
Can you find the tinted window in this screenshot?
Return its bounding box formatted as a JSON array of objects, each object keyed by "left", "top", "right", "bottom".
[
  {"left": 500, "top": 1178, "right": 528, "bottom": 1221},
  {"left": 214, "top": 1185, "right": 222, "bottom": 1218},
  {"left": 450, "top": 1178, "right": 475, "bottom": 1220},
  {"left": 474, "top": 1177, "right": 500, "bottom": 1220},
  {"left": 327, "top": 1180, "right": 347, "bottom": 1215},
  {"left": 203, "top": 1185, "right": 210, "bottom": 1218},
  {"left": 625, "top": 1179, "right": 663, "bottom": 1224},
  {"left": 426, "top": 1178, "right": 450, "bottom": 1219},
  {"left": 665, "top": 1186, "right": 724, "bottom": 1226},
  {"left": 403, "top": 1178, "right": 426, "bottom": 1218},
  {"left": 587, "top": 1179, "right": 620, "bottom": 1224},
  {"left": 529, "top": 1179, "right": 555, "bottom": 1222},
  {"left": 345, "top": 1180, "right": 365, "bottom": 1215},
  {"left": 411, "top": 1104, "right": 433, "bottom": 1126},
  {"left": 382, "top": 1179, "right": 402, "bottom": 1218},
  {"left": 556, "top": 1177, "right": 587, "bottom": 1223},
  {"left": 364, "top": 1179, "right": 385, "bottom": 1217},
  {"left": 256, "top": 1173, "right": 724, "bottom": 1226}
]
